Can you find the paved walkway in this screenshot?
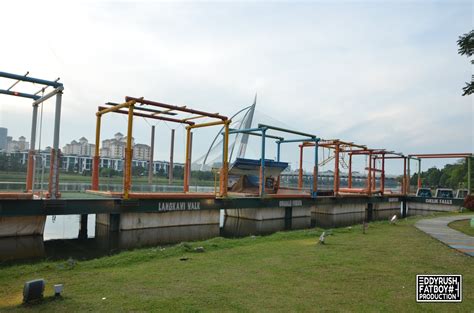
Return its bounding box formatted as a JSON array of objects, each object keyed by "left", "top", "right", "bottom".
[{"left": 415, "top": 215, "right": 474, "bottom": 257}]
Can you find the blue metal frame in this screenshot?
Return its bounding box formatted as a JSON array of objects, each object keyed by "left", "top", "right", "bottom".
[{"left": 226, "top": 124, "right": 320, "bottom": 198}]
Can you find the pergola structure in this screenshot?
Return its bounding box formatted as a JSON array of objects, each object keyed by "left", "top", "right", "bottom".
[
  {"left": 408, "top": 153, "right": 473, "bottom": 194},
  {"left": 227, "top": 124, "right": 319, "bottom": 198},
  {"left": 351, "top": 150, "right": 420, "bottom": 196},
  {"left": 299, "top": 140, "right": 367, "bottom": 196},
  {"left": 299, "top": 140, "right": 422, "bottom": 196},
  {"left": 90, "top": 96, "right": 230, "bottom": 199},
  {"left": 0, "top": 71, "right": 63, "bottom": 199}
]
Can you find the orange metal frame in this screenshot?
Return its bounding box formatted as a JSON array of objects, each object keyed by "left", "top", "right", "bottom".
[
  {"left": 407, "top": 153, "right": 473, "bottom": 193},
  {"left": 90, "top": 97, "right": 230, "bottom": 199},
  {"left": 299, "top": 140, "right": 368, "bottom": 196}
]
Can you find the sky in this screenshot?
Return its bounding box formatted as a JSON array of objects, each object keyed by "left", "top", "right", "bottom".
[{"left": 0, "top": 0, "right": 472, "bottom": 175}]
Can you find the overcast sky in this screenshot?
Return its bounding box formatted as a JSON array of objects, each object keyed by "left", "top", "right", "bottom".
[{"left": 0, "top": 0, "right": 472, "bottom": 174}]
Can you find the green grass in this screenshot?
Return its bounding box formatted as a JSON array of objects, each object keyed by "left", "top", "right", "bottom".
[
  {"left": 449, "top": 219, "right": 474, "bottom": 236},
  {"left": 0, "top": 216, "right": 473, "bottom": 312}
]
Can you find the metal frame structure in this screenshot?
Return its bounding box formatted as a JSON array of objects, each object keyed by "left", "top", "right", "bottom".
[
  {"left": 227, "top": 124, "right": 319, "bottom": 198},
  {"left": 299, "top": 140, "right": 368, "bottom": 196},
  {"left": 407, "top": 153, "right": 473, "bottom": 194},
  {"left": 299, "top": 140, "right": 421, "bottom": 196},
  {"left": 352, "top": 150, "right": 420, "bottom": 196},
  {"left": 91, "top": 96, "right": 230, "bottom": 199},
  {"left": 0, "top": 71, "right": 63, "bottom": 199}
]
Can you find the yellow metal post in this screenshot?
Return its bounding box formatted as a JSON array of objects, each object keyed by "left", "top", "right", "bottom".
[
  {"left": 124, "top": 104, "right": 134, "bottom": 199},
  {"left": 92, "top": 114, "right": 101, "bottom": 190},
  {"left": 219, "top": 121, "right": 230, "bottom": 197}
]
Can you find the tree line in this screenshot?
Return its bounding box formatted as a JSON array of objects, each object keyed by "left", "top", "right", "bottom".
[{"left": 409, "top": 159, "right": 472, "bottom": 190}]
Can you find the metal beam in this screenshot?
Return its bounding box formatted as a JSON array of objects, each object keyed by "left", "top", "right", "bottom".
[
  {"left": 6, "top": 71, "right": 28, "bottom": 91},
  {"left": 105, "top": 102, "right": 177, "bottom": 116},
  {"left": 32, "top": 86, "right": 64, "bottom": 106},
  {"left": 408, "top": 153, "right": 473, "bottom": 159},
  {"left": 97, "top": 106, "right": 194, "bottom": 125},
  {"left": 0, "top": 71, "right": 62, "bottom": 88},
  {"left": 278, "top": 138, "right": 319, "bottom": 144},
  {"left": 257, "top": 123, "right": 316, "bottom": 138},
  {"left": 0, "top": 89, "right": 40, "bottom": 100},
  {"left": 126, "top": 96, "right": 228, "bottom": 121}
]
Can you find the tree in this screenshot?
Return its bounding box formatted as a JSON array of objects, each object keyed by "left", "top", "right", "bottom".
[{"left": 457, "top": 30, "right": 474, "bottom": 96}]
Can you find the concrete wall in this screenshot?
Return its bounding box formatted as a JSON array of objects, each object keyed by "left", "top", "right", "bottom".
[
  {"left": 96, "top": 223, "right": 220, "bottom": 249},
  {"left": 407, "top": 202, "right": 461, "bottom": 213},
  {"left": 0, "top": 236, "right": 45, "bottom": 261},
  {"left": 0, "top": 216, "right": 46, "bottom": 238},
  {"left": 311, "top": 203, "right": 367, "bottom": 215},
  {"left": 225, "top": 207, "right": 311, "bottom": 220},
  {"left": 222, "top": 216, "right": 311, "bottom": 236},
  {"left": 312, "top": 212, "right": 365, "bottom": 228},
  {"left": 97, "top": 210, "right": 220, "bottom": 231}
]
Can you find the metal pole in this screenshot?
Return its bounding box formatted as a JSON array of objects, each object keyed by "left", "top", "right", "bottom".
[
  {"left": 348, "top": 153, "right": 352, "bottom": 188},
  {"left": 220, "top": 121, "right": 230, "bottom": 197},
  {"left": 468, "top": 157, "right": 472, "bottom": 195},
  {"left": 169, "top": 129, "right": 175, "bottom": 184},
  {"left": 403, "top": 157, "right": 407, "bottom": 195},
  {"left": 184, "top": 128, "right": 191, "bottom": 192},
  {"left": 298, "top": 145, "right": 303, "bottom": 190},
  {"left": 92, "top": 115, "right": 101, "bottom": 190},
  {"left": 26, "top": 104, "right": 39, "bottom": 191},
  {"left": 312, "top": 140, "right": 318, "bottom": 198},
  {"left": 49, "top": 91, "right": 63, "bottom": 199},
  {"left": 381, "top": 154, "right": 385, "bottom": 195},
  {"left": 417, "top": 159, "right": 421, "bottom": 189},
  {"left": 372, "top": 157, "right": 376, "bottom": 191},
  {"left": 334, "top": 143, "right": 340, "bottom": 195},
  {"left": 276, "top": 141, "right": 281, "bottom": 162},
  {"left": 260, "top": 129, "right": 267, "bottom": 197},
  {"left": 367, "top": 152, "right": 372, "bottom": 196},
  {"left": 189, "top": 132, "right": 193, "bottom": 188},
  {"left": 148, "top": 125, "right": 155, "bottom": 184},
  {"left": 407, "top": 158, "right": 411, "bottom": 195},
  {"left": 123, "top": 104, "right": 134, "bottom": 199}
]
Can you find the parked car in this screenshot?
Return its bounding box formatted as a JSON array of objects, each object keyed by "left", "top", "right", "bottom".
[
  {"left": 435, "top": 188, "right": 454, "bottom": 198},
  {"left": 416, "top": 188, "right": 432, "bottom": 198},
  {"left": 455, "top": 189, "right": 468, "bottom": 199}
]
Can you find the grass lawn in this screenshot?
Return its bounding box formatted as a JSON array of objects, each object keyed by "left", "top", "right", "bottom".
[
  {"left": 449, "top": 219, "right": 474, "bottom": 237},
  {"left": 0, "top": 216, "right": 473, "bottom": 312}
]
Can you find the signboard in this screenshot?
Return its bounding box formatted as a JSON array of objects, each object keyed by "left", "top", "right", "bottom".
[
  {"left": 279, "top": 200, "right": 303, "bottom": 207},
  {"left": 157, "top": 201, "right": 200, "bottom": 212}
]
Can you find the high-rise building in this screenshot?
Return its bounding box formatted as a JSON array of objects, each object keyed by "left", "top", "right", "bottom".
[
  {"left": 63, "top": 137, "right": 95, "bottom": 156},
  {"left": 6, "top": 135, "right": 29, "bottom": 152},
  {"left": 0, "top": 127, "right": 7, "bottom": 151}
]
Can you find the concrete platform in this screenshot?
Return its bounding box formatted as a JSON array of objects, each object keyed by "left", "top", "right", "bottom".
[
  {"left": 97, "top": 210, "right": 220, "bottom": 231},
  {"left": 225, "top": 207, "right": 311, "bottom": 220}
]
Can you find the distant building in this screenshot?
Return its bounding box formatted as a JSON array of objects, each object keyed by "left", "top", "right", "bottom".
[
  {"left": 100, "top": 132, "right": 151, "bottom": 160},
  {"left": 0, "top": 127, "right": 7, "bottom": 151},
  {"left": 6, "top": 135, "right": 29, "bottom": 152},
  {"left": 63, "top": 137, "right": 95, "bottom": 156},
  {"left": 133, "top": 143, "right": 151, "bottom": 161},
  {"left": 100, "top": 132, "right": 134, "bottom": 159}
]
